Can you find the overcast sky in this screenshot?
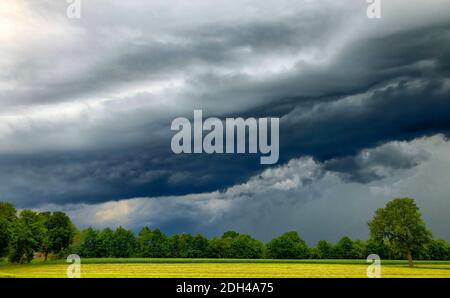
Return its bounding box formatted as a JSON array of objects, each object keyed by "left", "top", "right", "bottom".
[{"left": 1, "top": 0, "right": 449, "bottom": 244}]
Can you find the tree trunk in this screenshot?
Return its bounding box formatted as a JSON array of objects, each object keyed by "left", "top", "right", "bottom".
[
  {"left": 44, "top": 252, "right": 48, "bottom": 262},
  {"left": 407, "top": 249, "right": 413, "bottom": 267}
]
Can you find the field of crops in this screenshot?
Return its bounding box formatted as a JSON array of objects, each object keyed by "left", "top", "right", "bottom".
[{"left": 1, "top": 259, "right": 450, "bottom": 278}]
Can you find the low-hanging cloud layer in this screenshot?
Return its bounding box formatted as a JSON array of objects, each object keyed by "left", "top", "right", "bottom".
[
  {"left": 1, "top": 0, "right": 450, "bottom": 242},
  {"left": 41, "top": 135, "right": 450, "bottom": 244}
]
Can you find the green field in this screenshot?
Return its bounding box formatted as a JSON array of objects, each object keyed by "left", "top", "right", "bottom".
[{"left": 1, "top": 259, "right": 450, "bottom": 278}]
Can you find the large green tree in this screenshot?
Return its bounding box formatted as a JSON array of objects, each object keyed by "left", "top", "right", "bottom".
[
  {"left": 111, "top": 227, "right": 136, "bottom": 258},
  {"left": 228, "top": 234, "right": 264, "bottom": 259},
  {"left": 98, "top": 228, "right": 115, "bottom": 257},
  {"left": 79, "top": 228, "right": 101, "bottom": 258},
  {"left": 169, "top": 233, "right": 194, "bottom": 258},
  {"left": 266, "top": 231, "right": 310, "bottom": 259},
  {"left": 9, "top": 210, "right": 44, "bottom": 263},
  {"left": 137, "top": 228, "right": 169, "bottom": 258},
  {"left": 206, "top": 237, "right": 226, "bottom": 258},
  {"left": 333, "top": 236, "right": 366, "bottom": 259},
  {"left": 368, "top": 198, "right": 432, "bottom": 267},
  {"left": 40, "top": 211, "right": 75, "bottom": 260},
  {"left": 189, "top": 234, "right": 209, "bottom": 258},
  {"left": 206, "top": 231, "right": 264, "bottom": 259},
  {"left": 312, "top": 240, "right": 334, "bottom": 259},
  {"left": 334, "top": 236, "right": 355, "bottom": 259}
]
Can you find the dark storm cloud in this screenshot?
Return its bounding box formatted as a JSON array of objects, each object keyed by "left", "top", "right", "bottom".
[
  {"left": 1, "top": 2, "right": 344, "bottom": 107},
  {"left": 280, "top": 76, "right": 450, "bottom": 162},
  {"left": 41, "top": 136, "right": 450, "bottom": 243},
  {"left": 1, "top": 0, "right": 450, "bottom": 208}
]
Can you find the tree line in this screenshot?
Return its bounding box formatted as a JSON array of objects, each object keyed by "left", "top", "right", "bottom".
[
  {"left": 0, "top": 203, "right": 75, "bottom": 263},
  {"left": 1, "top": 198, "right": 449, "bottom": 265}
]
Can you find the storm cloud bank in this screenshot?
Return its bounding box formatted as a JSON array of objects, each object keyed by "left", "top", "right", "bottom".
[{"left": 1, "top": 0, "right": 449, "bottom": 241}]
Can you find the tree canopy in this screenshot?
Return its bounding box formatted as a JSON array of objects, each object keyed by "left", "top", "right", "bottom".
[
  {"left": 368, "top": 198, "right": 432, "bottom": 267},
  {"left": 266, "top": 231, "right": 310, "bottom": 259}
]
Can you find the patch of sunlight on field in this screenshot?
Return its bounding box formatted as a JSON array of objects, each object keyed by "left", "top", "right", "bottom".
[{"left": 1, "top": 262, "right": 450, "bottom": 278}]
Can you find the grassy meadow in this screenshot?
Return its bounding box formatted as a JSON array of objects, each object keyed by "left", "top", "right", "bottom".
[{"left": 1, "top": 258, "right": 450, "bottom": 278}]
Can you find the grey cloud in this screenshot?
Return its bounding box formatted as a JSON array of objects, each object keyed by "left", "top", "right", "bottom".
[
  {"left": 324, "top": 140, "right": 430, "bottom": 183},
  {"left": 38, "top": 135, "right": 450, "bottom": 244},
  {"left": 1, "top": 0, "right": 450, "bottom": 216}
]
